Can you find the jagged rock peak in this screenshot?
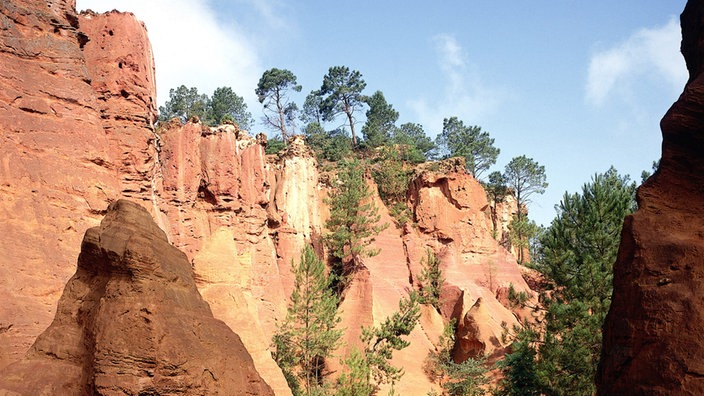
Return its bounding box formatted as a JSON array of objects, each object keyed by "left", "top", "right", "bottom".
[{"left": 0, "top": 199, "right": 274, "bottom": 395}]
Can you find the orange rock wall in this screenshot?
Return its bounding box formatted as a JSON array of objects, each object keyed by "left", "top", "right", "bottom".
[
  {"left": 0, "top": 1, "right": 535, "bottom": 394},
  {"left": 0, "top": 0, "right": 120, "bottom": 368}
]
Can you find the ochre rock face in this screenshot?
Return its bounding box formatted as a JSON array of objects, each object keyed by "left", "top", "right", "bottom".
[
  {"left": 0, "top": 1, "right": 538, "bottom": 394},
  {"left": 79, "top": 10, "right": 160, "bottom": 203},
  {"left": 0, "top": 0, "right": 121, "bottom": 368},
  {"left": 405, "top": 160, "right": 533, "bottom": 362},
  {"left": 0, "top": 199, "right": 274, "bottom": 395},
  {"left": 598, "top": 2, "right": 704, "bottom": 394}
]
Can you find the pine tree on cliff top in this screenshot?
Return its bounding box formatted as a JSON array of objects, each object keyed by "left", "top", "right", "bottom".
[{"left": 272, "top": 246, "right": 342, "bottom": 396}]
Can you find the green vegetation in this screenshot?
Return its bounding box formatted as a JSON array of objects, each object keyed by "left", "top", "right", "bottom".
[
  {"left": 418, "top": 249, "right": 444, "bottom": 310},
  {"left": 484, "top": 171, "right": 509, "bottom": 239},
  {"left": 256, "top": 68, "right": 302, "bottom": 144},
  {"left": 158, "top": 85, "right": 254, "bottom": 129},
  {"left": 503, "top": 155, "right": 548, "bottom": 263},
  {"left": 272, "top": 246, "right": 342, "bottom": 396},
  {"left": 436, "top": 116, "right": 500, "bottom": 180},
  {"left": 324, "top": 159, "right": 387, "bottom": 291},
  {"left": 393, "top": 122, "right": 436, "bottom": 163},
  {"left": 371, "top": 148, "right": 412, "bottom": 226},
  {"left": 361, "top": 90, "right": 399, "bottom": 148},
  {"left": 496, "top": 167, "right": 636, "bottom": 396},
  {"left": 318, "top": 66, "right": 367, "bottom": 147},
  {"left": 335, "top": 293, "right": 421, "bottom": 394},
  {"left": 426, "top": 320, "right": 488, "bottom": 396}
]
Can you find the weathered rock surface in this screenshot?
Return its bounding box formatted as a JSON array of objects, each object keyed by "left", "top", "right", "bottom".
[
  {"left": 0, "top": 1, "right": 537, "bottom": 394},
  {"left": 157, "top": 121, "right": 291, "bottom": 395},
  {"left": 79, "top": 9, "right": 160, "bottom": 204},
  {"left": 0, "top": 0, "right": 120, "bottom": 369},
  {"left": 405, "top": 159, "right": 532, "bottom": 362},
  {"left": 0, "top": 199, "right": 274, "bottom": 395},
  {"left": 598, "top": 2, "right": 704, "bottom": 394}
]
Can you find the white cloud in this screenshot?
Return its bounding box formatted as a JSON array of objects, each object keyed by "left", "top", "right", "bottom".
[
  {"left": 408, "top": 34, "right": 507, "bottom": 137},
  {"left": 76, "top": 0, "right": 262, "bottom": 108},
  {"left": 586, "top": 16, "right": 686, "bottom": 106}
]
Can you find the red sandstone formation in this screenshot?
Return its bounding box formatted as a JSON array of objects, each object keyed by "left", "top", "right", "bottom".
[
  {"left": 79, "top": 10, "right": 160, "bottom": 204},
  {"left": 598, "top": 1, "right": 704, "bottom": 394},
  {"left": 0, "top": 0, "right": 120, "bottom": 368},
  {"left": 0, "top": 200, "right": 273, "bottom": 394},
  {"left": 404, "top": 159, "right": 534, "bottom": 361},
  {"left": 0, "top": 1, "right": 537, "bottom": 394}
]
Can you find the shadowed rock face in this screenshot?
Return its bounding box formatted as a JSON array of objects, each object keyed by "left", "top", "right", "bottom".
[
  {"left": 598, "top": 1, "right": 704, "bottom": 394},
  {"left": 0, "top": 199, "right": 274, "bottom": 395}
]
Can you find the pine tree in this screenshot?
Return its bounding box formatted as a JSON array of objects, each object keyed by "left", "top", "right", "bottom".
[
  {"left": 497, "top": 167, "right": 636, "bottom": 396},
  {"left": 272, "top": 246, "right": 342, "bottom": 395},
  {"left": 436, "top": 117, "right": 499, "bottom": 180},
  {"left": 324, "top": 158, "right": 388, "bottom": 289},
  {"left": 503, "top": 156, "right": 548, "bottom": 263},
  {"left": 361, "top": 292, "right": 421, "bottom": 388},
  {"left": 256, "top": 68, "right": 302, "bottom": 144},
  {"left": 318, "top": 66, "right": 367, "bottom": 147},
  {"left": 418, "top": 249, "right": 444, "bottom": 310},
  {"left": 336, "top": 348, "right": 374, "bottom": 396}
]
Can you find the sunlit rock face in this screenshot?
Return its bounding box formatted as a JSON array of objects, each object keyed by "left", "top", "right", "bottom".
[
  {"left": 598, "top": 2, "right": 704, "bottom": 394},
  {"left": 0, "top": 1, "right": 539, "bottom": 394},
  {"left": 0, "top": 200, "right": 274, "bottom": 395},
  {"left": 0, "top": 0, "right": 123, "bottom": 369}
]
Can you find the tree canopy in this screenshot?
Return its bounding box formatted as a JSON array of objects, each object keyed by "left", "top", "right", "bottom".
[
  {"left": 504, "top": 155, "right": 548, "bottom": 218},
  {"left": 256, "top": 68, "right": 302, "bottom": 144},
  {"left": 324, "top": 159, "right": 387, "bottom": 289},
  {"left": 319, "top": 66, "right": 367, "bottom": 147},
  {"left": 392, "top": 122, "right": 436, "bottom": 163},
  {"left": 361, "top": 90, "right": 398, "bottom": 148},
  {"left": 208, "top": 86, "right": 254, "bottom": 129},
  {"left": 272, "top": 246, "right": 342, "bottom": 396},
  {"left": 436, "top": 116, "right": 499, "bottom": 179},
  {"left": 497, "top": 167, "right": 636, "bottom": 396},
  {"left": 158, "top": 85, "right": 208, "bottom": 123},
  {"left": 158, "top": 85, "right": 253, "bottom": 129}
]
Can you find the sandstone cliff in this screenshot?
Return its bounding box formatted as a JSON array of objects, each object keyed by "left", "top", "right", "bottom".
[
  {"left": 0, "top": 199, "right": 274, "bottom": 395},
  {"left": 598, "top": 1, "right": 704, "bottom": 394},
  {"left": 0, "top": 1, "right": 536, "bottom": 394},
  {"left": 0, "top": 0, "right": 121, "bottom": 368}
]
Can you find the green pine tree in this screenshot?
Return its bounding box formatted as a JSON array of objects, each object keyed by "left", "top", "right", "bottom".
[
  {"left": 336, "top": 348, "right": 375, "bottom": 396},
  {"left": 497, "top": 167, "right": 636, "bottom": 396},
  {"left": 272, "top": 246, "right": 343, "bottom": 396},
  {"left": 324, "top": 158, "right": 388, "bottom": 290},
  {"left": 362, "top": 292, "right": 421, "bottom": 388},
  {"left": 427, "top": 319, "right": 488, "bottom": 396},
  {"left": 418, "top": 249, "right": 444, "bottom": 310}
]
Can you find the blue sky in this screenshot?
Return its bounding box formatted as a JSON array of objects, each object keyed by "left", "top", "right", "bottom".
[{"left": 77, "top": 0, "right": 688, "bottom": 226}]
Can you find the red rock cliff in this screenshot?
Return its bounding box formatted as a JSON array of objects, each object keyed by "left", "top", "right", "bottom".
[
  {"left": 0, "top": 0, "right": 121, "bottom": 368},
  {"left": 0, "top": 1, "right": 537, "bottom": 394},
  {"left": 598, "top": 1, "right": 704, "bottom": 394},
  {"left": 0, "top": 199, "right": 274, "bottom": 395}
]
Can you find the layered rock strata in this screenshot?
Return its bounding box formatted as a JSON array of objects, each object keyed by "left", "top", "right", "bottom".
[
  {"left": 0, "top": 199, "right": 273, "bottom": 395},
  {"left": 598, "top": 1, "right": 704, "bottom": 394}
]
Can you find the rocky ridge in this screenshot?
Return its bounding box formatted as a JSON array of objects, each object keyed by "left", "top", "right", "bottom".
[{"left": 0, "top": 1, "right": 536, "bottom": 394}]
